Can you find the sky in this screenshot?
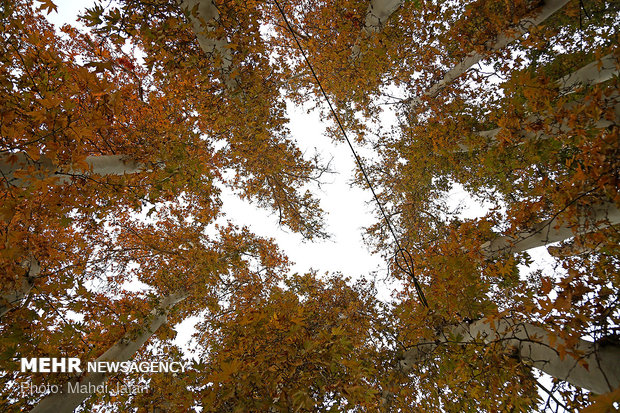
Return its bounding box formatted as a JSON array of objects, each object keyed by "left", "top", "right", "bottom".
[
  {"left": 45, "top": 0, "right": 559, "bottom": 352},
  {"left": 44, "top": 0, "right": 410, "bottom": 292},
  {"left": 45, "top": 0, "right": 394, "bottom": 354}
]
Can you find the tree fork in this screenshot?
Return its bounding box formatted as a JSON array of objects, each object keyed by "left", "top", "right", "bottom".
[
  {"left": 351, "top": 0, "right": 404, "bottom": 59},
  {"left": 28, "top": 291, "right": 188, "bottom": 413}
]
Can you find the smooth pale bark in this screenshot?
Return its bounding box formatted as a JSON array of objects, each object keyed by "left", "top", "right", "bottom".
[
  {"left": 362, "top": 0, "right": 403, "bottom": 34},
  {"left": 0, "top": 257, "right": 39, "bottom": 318},
  {"left": 458, "top": 55, "right": 620, "bottom": 151},
  {"left": 400, "top": 317, "right": 620, "bottom": 395},
  {"left": 181, "top": 0, "right": 232, "bottom": 73},
  {"left": 29, "top": 291, "right": 188, "bottom": 413},
  {"left": 547, "top": 238, "right": 602, "bottom": 257},
  {"left": 558, "top": 53, "right": 619, "bottom": 92},
  {"left": 81, "top": 155, "right": 144, "bottom": 177},
  {"left": 459, "top": 93, "right": 620, "bottom": 152},
  {"left": 482, "top": 202, "right": 620, "bottom": 259},
  {"left": 352, "top": 0, "right": 403, "bottom": 59},
  {"left": 0, "top": 153, "right": 145, "bottom": 187},
  {"left": 409, "top": 0, "right": 570, "bottom": 108}
]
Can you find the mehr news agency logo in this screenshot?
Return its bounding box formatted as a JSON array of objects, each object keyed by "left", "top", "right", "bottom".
[{"left": 19, "top": 357, "right": 191, "bottom": 396}]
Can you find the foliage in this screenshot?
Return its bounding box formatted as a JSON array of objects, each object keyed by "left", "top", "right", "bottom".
[{"left": 1, "top": 0, "right": 619, "bottom": 411}]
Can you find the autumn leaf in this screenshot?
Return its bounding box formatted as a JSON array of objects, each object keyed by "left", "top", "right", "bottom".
[{"left": 37, "top": 0, "right": 57, "bottom": 14}]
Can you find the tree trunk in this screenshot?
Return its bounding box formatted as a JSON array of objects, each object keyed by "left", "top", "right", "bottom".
[
  {"left": 482, "top": 202, "right": 620, "bottom": 259},
  {"left": 409, "top": 0, "right": 570, "bottom": 108},
  {"left": 0, "top": 257, "right": 39, "bottom": 318},
  {"left": 558, "top": 53, "right": 619, "bottom": 92},
  {"left": 352, "top": 0, "right": 403, "bottom": 59},
  {"left": 181, "top": 0, "right": 233, "bottom": 74},
  {"left": 546, "top": 237, "right": 602, "bottom": 257},
  {"left": 0, "top": 153, "right": 145, "bottom": 187},
  {"left": 458, "top": 54, "right": 619, "bottom": 152},
  {"left": 362, "top": 0, "right": 403, "bottom": 34},
  {"left": 400, "top": 317, "right": 620, "bottom": 394},
  {"left": 29, "top": 291, "right": 188, "bottom": 413}
]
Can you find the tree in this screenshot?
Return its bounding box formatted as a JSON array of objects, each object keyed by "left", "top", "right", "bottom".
[
  {"left": 340, "top": 0, "right": 620, "bottom": 410},
  {"left": 399, "top": 317, "right": 620, "bottom": 395},
  {"left": 30, "top": 291, "right": 187, "bottom": 413},
  {"left": 271, "top": 0, "right": 619, "bottom": 409},
  {"left": 1, "top": 0, "right": 326, "bottom": 312},
  {"left": 3, "top": 0, "right": 620, "bottom": 412},
  {"left": 1, "top": 0, "right": 325, "bottom": 410}
]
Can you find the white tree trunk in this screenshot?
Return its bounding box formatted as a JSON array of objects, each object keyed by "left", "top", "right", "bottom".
[
  {"left": 458, "top": 54, "right": 619, "bottom": 152},
  {"left": 409, "top": 0, "right": 570, "bottom": 108},
  {"left": 352, "top": 0, "right": 403, "bottom": 59},
  {"left": 29, "top": 291, "right": 188, "bottom": 413},
  {"left": 558, "top": 53, "right": 619, "bottom": 92},
  {"left": 181, "top": 0, "right": 232, "bottom": 73},
  {"left": 400, "top": 317, "right": 620, "bottom": 395},
  {"left": 0, "top": 153, "right": 145, "bottom": 187},
  {"left": 482, "top": 202, "right": 620, "bottom": 259},
  {"left": 362, "top": 0, "right": 403, "bottom": 34},
  {"left": 0, "top": 257, "right": 39, "bottom": 318}
]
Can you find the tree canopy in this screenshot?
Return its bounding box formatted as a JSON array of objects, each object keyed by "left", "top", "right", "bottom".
[{"left": 1, "top": 0, "right": 619, "bottom": 411}]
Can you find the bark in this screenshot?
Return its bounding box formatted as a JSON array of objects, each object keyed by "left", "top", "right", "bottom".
[
  {"left": 409, "top": 0, "right": 570, "bottom": 108},
  {"left": 458, "top": 54, "right": 619, "bottom": 151},
  {"left": 547, "top": 238, "right": 602, "bottom": 257},
  {"left": 362, "top": 0, "right": 403, "bottom": 34},
  {"left": 558, "top": 53, "right": 619, "bottom": 92},
  {"left": 352, "top": 0, "right": 404, "bottom": 59},
  {"left": 29, "top": 291, "right": 188, "bottom": 413},
  {"left": 400, "top": 317, "right": 620, "bottom": 395},
  {"left": 0, "top": 257, "right": 39, "bottom": 318},
  {"left": 0, "top": 153, "right": 145, "bottom": 187},
  {"left": 459, "top": 92, "right": 620, "bottom": 152},
  {"left": 481, "top": 202, "right": 620, "bottom": 259},
  {"left": 181, "top": 0, "right": 232, "bottom": 74},
  {"left": 152, "top": 403, "right": 172, "bottom": 413},
  {"left": 81, "top": 155, "right": 144, "bottom": 177}
]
